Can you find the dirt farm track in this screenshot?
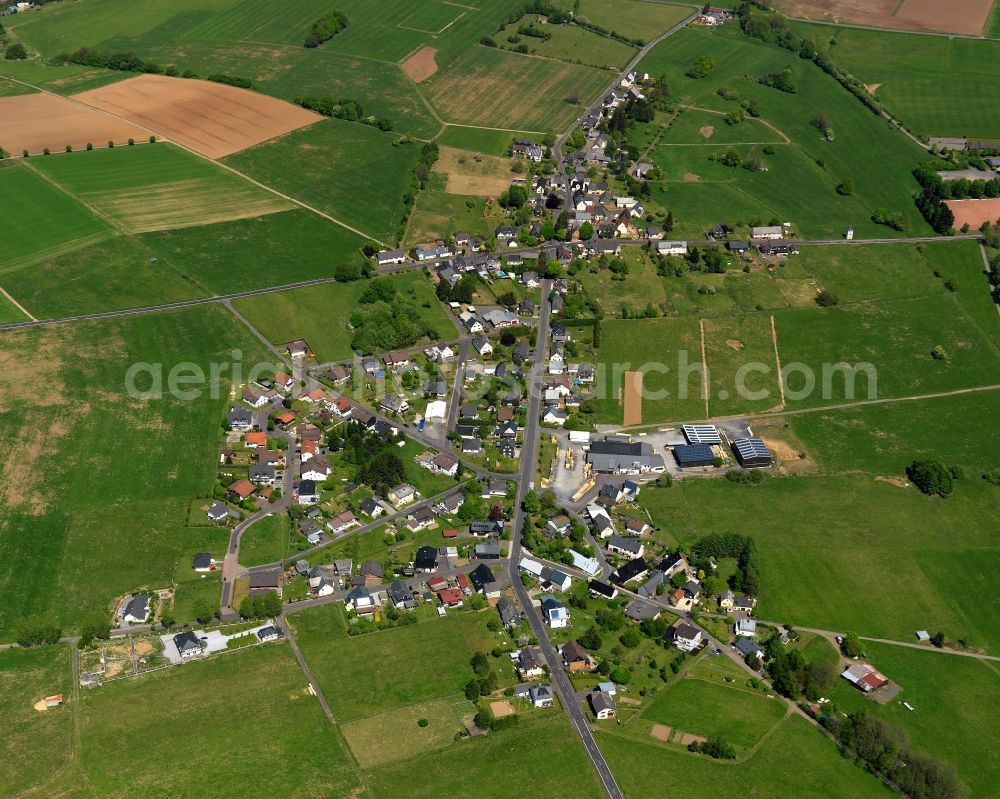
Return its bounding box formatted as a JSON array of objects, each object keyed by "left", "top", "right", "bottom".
[
  {"left": 0, "top": 92, "right": 148, "bottom": 155},
  {"left": 73, "top": 74, "right": 322, "bottom": 159},
  {"left": 773, "top": 0, "right": 994, "bottom": 36}
]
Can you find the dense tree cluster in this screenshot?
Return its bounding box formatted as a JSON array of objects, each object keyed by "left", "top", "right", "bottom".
[
  {"left": 328, "top": 423, "right": 394, "bottom": 465},
  {"left": 906, "top": 459, "right": 953, "bottom": 497},
  {"left": 238, "top": 590, "right": 282, "bottom": 620},
  {"left": 12, "top": 615, "right": 62, "bottom": 647},
  {"left": 356, "top": 451, "right": 405, "bottom": 497},
  {"left": 690, "top": 532, "right": 760, "bottom": 596},
  {"left": 304, "top": 11, "right": 349, "bottom": 48}
]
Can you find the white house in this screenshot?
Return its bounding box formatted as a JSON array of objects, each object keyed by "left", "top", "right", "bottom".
[
  {"left": 735, "top": 619, "right": 757, "bottom": 638},
  {"left": 656, "top": 240, "right": 688, "bottom": 257},
  {"left": 540, "top": 595, "right": 569, "bottom": 628},
  {"left": 671, "top": 622, "right": 703, "bottom": 653},
  {"left": 751, "top": 225, "right": 784, "bottom": 240}
]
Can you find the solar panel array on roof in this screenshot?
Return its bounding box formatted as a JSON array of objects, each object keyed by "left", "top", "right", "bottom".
[
  {"left": 732, "top": 437, "right": 772, "bottom": 466},
  {"left": 682, "top": 424, "right": 721, "bottom": 445},
  {"left": 673, "top": 444, "right": 716, "bottom": 467}
]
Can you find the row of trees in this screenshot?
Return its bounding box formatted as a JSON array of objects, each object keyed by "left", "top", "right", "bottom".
[
  {"left": 304, "top": 11, "right": 349, "bottom": 48},
  {"left": 238, "top": 590, "right": 282, "bottom": 620}
]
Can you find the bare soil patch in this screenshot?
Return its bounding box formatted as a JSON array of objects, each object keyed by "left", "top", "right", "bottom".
[
  {"left": 32, "top": 699, "right": 48, "bottom": 712},
  {"left": 773, "top": 0, "right": 991, "bottom": 35},
  {"left": 73, "top": 74, "right": 321, "bottom": 159},
  {"left": 651, "top": 723, "right": 672, "bottom": 741},
  {"left": 725, "top": 338, "right": 744, "bottom": 351},
  {"left": 433, "top": 145, "right": 518, "bottom": 197},
  {"left": 865, "top": 83, "right": 882, "bottom": 95},
  {"left": 677, "top": 732, "right": 707, "bottom": 747},
  {"left": 946, "top": 198, "right": 1000, "bottom": 230},
  {"left": 682, "top": 172, "right": 700, "bottom": 182},
  {"left": 0, "top": 93, "right": 147, "bottom": 156},
  {"left": 875, "top": 475, "right": 910, "bottom": 488},
  {"left": 623, "top": 370, "right": 643, "bottom": 427},
  {"left": 491, "top": 700, "right": 516, "bottom": 718},
  {"left": 698, "top": 125, "right": 714, "bottom": 139},
  {"left": 402, "top": 47, "right": 439, "bottom": 83}
]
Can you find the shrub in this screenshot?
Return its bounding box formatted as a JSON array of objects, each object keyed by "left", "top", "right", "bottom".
[
  {"left": 417, "top": 718, "right": 429, "bottom": 727},
  {"left": 815, "top": 288, "right": 838, "bottom": 307},
  {"left": 86, "top": 142, "right": 93, "bottom": 151},
  {"left": 906, "top": 459, "right": 953, "bottom": 496}
]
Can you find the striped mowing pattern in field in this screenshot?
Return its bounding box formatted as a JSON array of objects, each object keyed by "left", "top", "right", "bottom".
[{"left": 29, "top": 144, "right": 291, "bottom": 233}]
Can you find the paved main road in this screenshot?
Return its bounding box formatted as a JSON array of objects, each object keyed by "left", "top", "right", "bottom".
[{"left": 505, "top": 280, "right": 625, "bottom": 799}]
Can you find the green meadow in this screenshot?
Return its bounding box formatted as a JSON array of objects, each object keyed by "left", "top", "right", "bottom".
[
  {"left": 0, "top": 306, "right": 268, "bottom": 638},
  {"left": 224, "top": 119, "right": 420, "bottom": 245},
  {"left": 794, "top": 22, "right": 1000, "bottom": 139}
]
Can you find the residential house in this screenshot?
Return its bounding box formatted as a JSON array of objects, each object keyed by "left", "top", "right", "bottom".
[
  {"left": 546, "top": 515, "right": 571, "bottom": 537},
  {"left": 249, "top": 463, "right": 276, "bottom": 485},
  {"left": 299, "top": 519, "right": 323, "bottom": 545},
  {"left": 670, "top": 622, "right": 704, "bottom": 653},
  {"left": 327, "top": 510, "right": 358, "bottom": 534},
  {"left": 624, "top": 518, "right": 651, "bottom": 537},
  {"left": 192, "top": 553, "right": 213, "bottom": 573},
  {"left": 474, "top": 542, "right": 501, "bottom": 560},
  {"left": 414, "top": 545, "right": 439, "bottom": 572},
  {"left": 174, "top": 631, "right": 204, "bottom": 659},
  {"left": 529, "top": 684, "right": 554, "bottom": 708},
  {"left": 360, "top": 496, "right": 384, "bottom": 518},
  {"left": 388, "top": 484, "right": 417, "bottom": 506},
  {"left": 607, "top": 535, "right": 644, "bottom": 560},
  {"left": 227, "top": 407, "right": 254, "bottom": 432},
  {"left": 515, "top": 646, "right": 546, "bottom": 680},
  {"left": 540, "top": 595, "right": 569, "bottom": 628},
  {"left": 497, "top": 596, "right": 520, "bottom": 628},
  {"left": 380, "top": 395, "right": 408, "bottom": 415},
  {"left": 540, "top": 566, "right": 572, "bottom": 592},
  {"left": 286, "top": 340, "right": 309, "bottom": 359},
  {"left": 611, "top": 557, "right": 649, "bottom": 586},
  {"left": 387, "top": 579, "right": 415, "bottom": 610},
  {"left": 229, "top": 479, "right": 256, "bottom": 501},
  {"left": 207, "top": 501, "right": 233, "bottom": 523},
  {"left": 120, "top": 594, "right": 150, "bottom": 624},
  {"left": 346, "top": 587, "right": 375, "bottom": 614},
  {"left": 438, "top": 587, "right": 465, "bottom": 607},
  {"left": 376, "top": 248, "right": 407, "bottom": 266},
  {"left": 589, "top": 690, "right": 616, "bottom": 720},
  {"left": 301, "top": 456, "right": 330, "bottom": 482},
  {"left": 733, "top": 595, "right": 756, "bottom": 615},
  {"left": 751, "top": 225, "right": 784, "bottom": 240},
  {"left": 656, "top": 240, "right": 688, "bottom": 257},
  {"left": 624, "top": 599, "right": 660, "bottom": 622},
  {"left": 561, "top": 640, "right": 593, "bottom": 672},
  {"left": 734, "top": 637, "right": 763, "bottom": 661},
  {"left": 469, "top": 563, "right": 500, "bottom": 598},
  {"left": 483, "top": 308, "right": 518, "bottom": 328},
  {"left": 588, "top": 579, "right": 618, "bottom": 600},
  {"left": 472, "top": 336, "right": 493, "bottom": 358},
  {"left": 542, "top": 406, "right": 567, "bottom": 426},
  {"left": 257, "top": 625, "right": 281, "bottom": 642}
]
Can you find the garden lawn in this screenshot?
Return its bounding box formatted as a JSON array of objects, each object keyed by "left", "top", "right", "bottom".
[
  {"left": 0, "top": 162, "right": 109, "bottom": 275},
  {"left": 223, "top": 119, "right": 419, "bottom": 245},
  {"left": 0, "top": 305, "right": 270, "bottom": 638},
  {"left": 2, "top": 233, "right": 205, "bottom": 319},
  {"left": 288, "top": 603, "right": 500, "bottom": 722},
  {"left": 141, "top": 209, "right": 369, "bottom": 295},
  {"left": 825, "top": 641, "right": 1000, "bottom": 799},
  {"left": 597, "top": 715, "right": 893, "bottom": 798},
  {"left": 238, "top": 513, "right": 289, "bottom": 567},
  {"left": 639, "top": 676, "right": 787, "bottom": 751},
  {"left": 0, "top": 645, "right": 74, "bottom": 798},
  {"left": 232, "top": 271, "right": 453, "bottom": 361}
]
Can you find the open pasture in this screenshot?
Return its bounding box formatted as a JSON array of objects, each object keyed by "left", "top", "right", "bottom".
[
  {"left": 342, "top": 698, "right": 462, "bottom": 767},
  {"left": 0, "top": 162, "right": 109, "bottom": 275},
  {"left": 556, "top": 0, "right": 693, "bottom": 41},
  {"left": 74, "top": 74, "right": 321, "bottom": 159},
  {"left": 0, "top": 59, "right": 128, "bottom": 95},
  {"left": 2, "top": 234, "right": 204, "bottom": 320},
  {"left": 797, "top": 23, "right": 1000, "bottom": 139},
  {"left": 0, "top": 646, "right": 74, "bottom": 798},
  {"left": 142, "top": 208, "right": 368, "bottom": 295},
  {"left": 224, "top": 119, "right": 418, "bottom": 244},
  {"left": 0, "top": 91, "right": 148, "bottom": 157},
  {"left": 495, "top": 18, "right": 638, "bottom": 70},
  {"left": 425, "top": 46, "right": 612, "bottom": 134},
  {"left": 31, "top": 143, "right": 291, "bottom": 233},
  {"left": 638, "top": 26, "right": 930, "bottom": 238},
  {"left": 0, "top": 305, "right": 269, "bottom": 638},
  {"left": 0, "top": 292, "right": 28, "bottom": 324},
  {"left": 403, "top": 191, "right": 502, "bottom": 246},
  {"left": 433, "top": 145, "right": 518, "bottom": 196},
  {"left": 662, "top": 107, "right": 786, "bottom": 146},
  {"left": 774, "top": 0, "right": 992, "bottom": 36}
]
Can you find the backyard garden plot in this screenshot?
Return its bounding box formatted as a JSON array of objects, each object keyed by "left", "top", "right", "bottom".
[
  {"left": 424, "top": 46, "right": 612, "bottom": 133},
  {"left": 141, "top": 209, "right": 369, "bottom": 295},
  {"left": 30, "top": 143, "right": 291, "bottom": 233},
  {"left": 0, "top": 646, "right": 74, "bottom": 798},
  {"left": 74, "top": 74, "right": 322, "bottom": 159},
  {"left": 224, "top": 118, "right": 419, "bottom": 244},
  {"left": 598, "top": 715, "right": 894, "bottom": 799},
  {"left": 0, "top": 91, "right": 148, "bottom": 157},
  {"left": 0, "top": 162, "right": 109, "bottom": 275},
  {"left": 0, "top": 305, "right": 270, "bottom": 638},
  {"left": 797, "top": 23, "right": 1000, "bottom": 139},
  {"left": 1, "top": 234, "right": 205, "bottom": 320},
  {"left": 772, "top": 295, "right": 1000, "bottom": 409},
  {"left": 649, "top": 475, "right": 1000, "bottom": 653},
  {"left": 75, "top": 643, "right": 363, "bottom": 798},
  {"left": 637, "top": 26, "right": 931, "bottom": 238}
]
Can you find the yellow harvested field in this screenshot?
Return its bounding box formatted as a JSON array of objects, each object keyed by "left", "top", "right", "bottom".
[
  {"left": 73, "top": 74, "right": 321, "bottom": 159},
  {"left": 0, "top": 93, "right": 148, "bottom": 156},
  {"left": 87, "top": 178, "right": 292, "bottom": 233},
  {"left": 433, "top": 146, "right": 517, "bottom": 197}
]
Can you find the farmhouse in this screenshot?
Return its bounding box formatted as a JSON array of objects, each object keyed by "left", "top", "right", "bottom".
[
  {"left": 842, "top": 662, "right": 889, "bottom": 693},
  {"left": 751, "top": 225, "right": 783, "bottom": 240}
]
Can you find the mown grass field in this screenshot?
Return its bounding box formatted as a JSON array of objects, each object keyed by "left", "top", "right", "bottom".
[
  {"left": 3, "top": 233, "right": 204, "bottom": 319},
  {"left": 575, "top": 247, "right": 667, "bottom": 317},
  {"left": 825, "top": 641, "right": 1000, "bottom": 798},
  {"left": 639, "top": 474, "right": 1000, "bottom": 653},
  {"left": 232, "top": 271, "right": 454, "bottom": 362},
  {"left": 598, "top": 715, "right": 893, "bottom": 799},
  {"left": 0, "top": 162, "right": 109, "bottom": 275},
  {"left": 637, "top": 25, "right": 931, "bottom": 239},
  {"left": 794, "top": 22, "right": 1000, "bottom": 139},
  {"left": 0, "top": 306, "right": 269, "bottom": 638},
  {"left": 224, "top": 119, "right": 418, "bottom": 245},
  {"left": 289, "top": 603, "right": 504, "bottom": 722},
  {"left": 495, "top": 18, "right": 638, "bottom": 69},
  {"left": 555, "top": 0, "right": 693, "bottom": 41},
  {"left": 425, "top": 45, "right": 612, "bottom": 133},
  {"left": 341, "top": 697, "right": 463, "bottom": 768},
  {"left": 435, "top": 125, "right": 545, "bottom": 157},
  {"left": 638, "top": 675, "right": 787, "bottom": 752},
  {"left": 0, "top": 59, "right": 128, "bottom": 94},
  {"left": 0, "top": 645, "right": 74, "bottom": 798},
  {"left": 141, "top": 209, "right": 370, "bottom": 294},
  {"left": 238, "top": 512, "right": 289, "bottom": 567},
  {"left": 70, "top": 643, "right": 362, "bottom": 798},
  {"left": 661, "top": 107, "right": 786, "bottom": 145},
  {"left": 31, "top": 143, "right": 291, "bottom": 234},
  {"left": 0, "top": 292, "right": 28, "bottom": 324}
]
